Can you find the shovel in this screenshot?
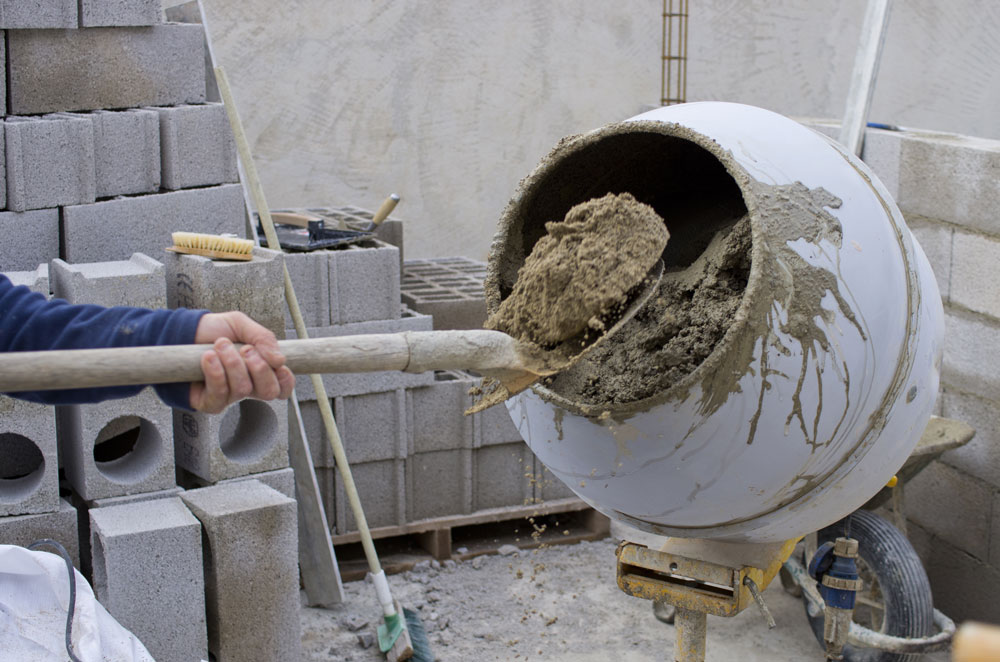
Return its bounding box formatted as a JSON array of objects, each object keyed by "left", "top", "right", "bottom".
[{"left": 0, "top": 262, "right": 662, "bottom": 410}]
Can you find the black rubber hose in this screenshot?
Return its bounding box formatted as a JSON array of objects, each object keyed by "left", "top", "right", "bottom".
[{"left": 27, "top": 539, "right": 82, "bottom": 662}]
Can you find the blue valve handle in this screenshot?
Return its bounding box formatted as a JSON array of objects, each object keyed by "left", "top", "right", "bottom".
[{"left": 808, "top": 539, "right": 861, "bottom": 610}]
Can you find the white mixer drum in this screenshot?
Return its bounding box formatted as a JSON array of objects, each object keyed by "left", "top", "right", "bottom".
[{"left": 484, "top": 102, "right": 943, "bottom": 543}]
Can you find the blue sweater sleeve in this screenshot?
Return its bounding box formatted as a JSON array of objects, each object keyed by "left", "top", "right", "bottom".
[{"left": 0, "top": 274, "right": 208, "bottom": 409}]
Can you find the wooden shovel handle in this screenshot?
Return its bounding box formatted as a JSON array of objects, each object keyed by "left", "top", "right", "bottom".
[{"left": 0, "top": 330, "right": 533, "bottom": 393}]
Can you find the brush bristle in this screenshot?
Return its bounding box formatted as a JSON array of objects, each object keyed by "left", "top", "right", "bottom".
[
  {"left": 171, "top": 232, "right": 254, "bottom": 255},
  {"left": 403, "top": 608, "right": 434, "bottom": 662}
]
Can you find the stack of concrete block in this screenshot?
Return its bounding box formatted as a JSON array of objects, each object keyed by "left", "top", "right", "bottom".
[
  {"left": 401, "top": 256, "right": 488, "bottom": 330},
  {"left": 803, "top": 119, "right": 1000, "bottom": 623},
  {"left": 50, "top": 255, "right": 178, "bottom": 502},
  {"left": 0, "top": 265, "right": 80, "bottom": 561},
  {"left": 0, "top": 15, "right": 243, "bottom": 266},
  {"left": 165, "top": 248, "right": 292, "bottom": 489}
]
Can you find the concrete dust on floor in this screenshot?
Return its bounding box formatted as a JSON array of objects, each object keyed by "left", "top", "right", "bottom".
[{"left": 301, "top": 537, "right": 842, "bottom": 661}]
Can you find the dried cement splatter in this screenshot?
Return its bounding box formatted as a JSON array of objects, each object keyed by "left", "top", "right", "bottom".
[
  {"left": 485, "top": 192, "right": 668, "bottom": 348},
  {"left": 546, "top": 215, "right": 751, "bottom": 405}
]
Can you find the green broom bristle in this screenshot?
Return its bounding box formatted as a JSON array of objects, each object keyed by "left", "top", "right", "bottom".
[{"left": 403, "top": 608, "right": 434, "bottom": 662}]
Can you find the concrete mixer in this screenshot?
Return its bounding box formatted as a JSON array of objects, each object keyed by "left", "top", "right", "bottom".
[{"left": 483, "top": 102, "right": 947, "bottom": 660}]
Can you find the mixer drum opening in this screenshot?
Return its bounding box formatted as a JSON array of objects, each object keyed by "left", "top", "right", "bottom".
[{"left": 484, "top": 103, "right": 944, "bottom": 543}]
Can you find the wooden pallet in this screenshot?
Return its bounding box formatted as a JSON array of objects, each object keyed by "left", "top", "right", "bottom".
[{"left": 332, "top": 498, "right": 610, "bottom": 581}]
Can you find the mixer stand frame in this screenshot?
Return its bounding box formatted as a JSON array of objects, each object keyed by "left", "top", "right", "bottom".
[{"left": 616, "top": 538, "right": 794, "bottom": 662}]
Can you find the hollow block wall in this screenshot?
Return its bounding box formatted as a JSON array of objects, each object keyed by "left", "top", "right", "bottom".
[{"left": 805, "top": 120, "right": 1000, "bottom": 623}]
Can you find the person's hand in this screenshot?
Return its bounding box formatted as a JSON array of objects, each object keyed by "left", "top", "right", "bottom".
[{"left": 190, "top": 311, "right": 295, "bottom": 414}]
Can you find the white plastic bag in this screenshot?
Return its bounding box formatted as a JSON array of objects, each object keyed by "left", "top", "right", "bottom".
[{"left": 0, "top": 544, "right": 155, "bottom": 662}]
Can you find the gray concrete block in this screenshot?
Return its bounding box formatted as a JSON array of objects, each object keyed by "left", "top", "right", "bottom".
[
  {"left": 80, "top": 0, "right": 161, "bottom": 26},
  {"left": 408, "top": 370, "right": 476, "bottom": 454},
  {"left": 401, "top": 257, "right": 487, "bottom": 330},
  {"left": 951, "top": 229, "right": 1000, "bottom": 321},
  {"left": 50, "top": 253, "right": 165, "bottom": 308},
  {"left": 63, "top": 184, "right": 246, "bottom": 264},
  {"left": 533, "top": 458, "right": 576, "bottom": 503},
  {"left": 217, "top": 467, "right": 295, "bottom": 499},
  {"left": 0, "top": 32, "right": 3, "bottom": 116},
  {"left": 942, "top": 308, "right": 1000, "bottom": 402},
  {"left": 474, "top": 399, "right": 523, "bottom": 447},
  {"left": 283, "top": 249, "right": 331, "bottom": 328},
  {"left": 335, "top": 389, "right": 407, "bottom": 464},
  {"left": 56, "top": 388, "right": 176, "bottom": 501},
  {"left": 89, "top": 497, "right": 206, "bottom": 662},
  {"left": 473, "top": 442, "right": 532, "bottom": 511},
  {"left": 0, "top": 498, "right": 79, "bottom": 568},
  {"left": 173, "top": 398, "right": 289, "bottom": 483},
  {"left": 90, "top": 109, "right": 161, "bottom": 197},
  {"left": 8, "top": 24, "right": 206, "bottom": 115},
  {"left": 896, "top": 131, "right": 1000, "bottom": 235},
  {"left": 407, "top": 449, "right": 471, "bottom": 521},
  {"left": 330, "top": 239, "right": 400, "bottom": 324},
  {"left": 331, "top": 459, "right": 405, "bottom": 533},
  {"left": 289, "top": 309, "right": 436, "bottom": 399},
  {"left": 89, "top": 486, "right": 183, "bottom": 509},
  {"left": 905, "top": 214, "right": 953, "bottom": 303},
  {"left": 939, "top": 387, "right": 1000, "bottom": 486},
  {"left": 0, "top": 209, "right": 59, "bottom": 272},
  {"left": 0, "top": 0, "right": 76, "bottom": 28},
  {"left": 0, "top": 395, "right": 59, "bottom": 516},
  {"left": 904, "top": 460, "right": 991, "bottom": 561},
  {"left": 180, "top": 480, "right": 301, "bottom": 662},
  {"left": 5, "top": 264, "right": 49, "bottom": 295},
  {"left": 165, "top": 245, "right": 285, "bottom": 337},
  {"left": 908, "top": 522, "right": 1000, "bottom": 624},
  {"left": 298, "top": 390, "right": 406, "bottom": 469},
  {"left": 6, "top": 114, "right": 96, "bottom": 212},
  {"left": 154, "top": 103, "right": 238, "bottom": 190}
]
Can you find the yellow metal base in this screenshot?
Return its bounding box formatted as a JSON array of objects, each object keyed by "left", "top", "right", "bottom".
[{"left": 616, "top": 538, "right": 797, "bottom": 616}]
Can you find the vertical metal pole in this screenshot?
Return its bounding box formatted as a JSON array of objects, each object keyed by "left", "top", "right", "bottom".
[
  {"left": 839, "top": 0, "right": 894, "bottom": 156},
  {"left": 674, "top": 607, "right": 708, "bottom": 662}
]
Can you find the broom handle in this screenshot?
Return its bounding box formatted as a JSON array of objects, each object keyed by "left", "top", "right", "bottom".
[{"left": 0, "top": 330, "right": 525, "bottom": 392}]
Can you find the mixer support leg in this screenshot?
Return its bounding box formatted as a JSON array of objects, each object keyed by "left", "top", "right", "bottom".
[{"left": 674, "top": 607, "right": 707, "bottom": 662}]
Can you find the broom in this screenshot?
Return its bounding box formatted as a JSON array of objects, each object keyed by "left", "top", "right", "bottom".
[{"left": 214, "top": 65, "right": 433, "bottom": 662}]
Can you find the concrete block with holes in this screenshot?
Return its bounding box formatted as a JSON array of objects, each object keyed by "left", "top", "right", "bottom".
[
  {"left": 89, "top": 497, "right": 207, "bottom": 662},
  {"left": 7, "top": 24, "right": 206, "bottom": 115},
  {"left": 407, "top": 449, "right": 472, "bottom": 521},
  {"left": 329, "top": 239, "right": 400, "bottom": 324},
  {"left": 173, "top": 398, "right": 289, "bottom": 484},
  {"left": 6, "top": 114, "right": 96, "bottom": 212},
  {"left": 153, "top": 103, "right": 238, "bottom": 190},
  {"left": 283, "top": 249, "right": 331, "bottom": 328},
  {"left": 289, "top": 307, "right": 436, "bottom": 400},
  {"left": 298, "top": 390, "right": 406, "bottom": 469},
  {"left": 0, "top": 395, "right": 59, "bottom": 517},
  {"left": 56, "top": 387, "right": 176, "bottom": 501},
  {"left": 473, "top": 442, "right": 533, "bottom": 511},
  {"left": 5, "top": 263, "right": 49, "bottom": 296},
  {"left": 62, "top": 183, "right": 246, "bottom": 264},
  {"left": 79, "top": 0, "right": 161, "bottom": 27},
  {"left": 0, "top": 209, "right": 59, "bottom": 272},
  {"left": 50, "top": 253, "right": 165, "bottom": 310},
  {"left": 401, "top": 257, "right": 487, "bottom": 330},
  {"left": 180, "top": 480, "right": 301, "bottom": 662},
  {"left": 0, "top": 0, "right": 76, "bottom": 28},
  {"left": 0, "top": 499, "right": 80, "bottom": 567}
]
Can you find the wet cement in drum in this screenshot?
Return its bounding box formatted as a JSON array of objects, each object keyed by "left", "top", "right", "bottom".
[
  {"left": 546, "top": 215, "right": 752, "bottom": 406},
  {"left": 485, "top": 192, "right": 669, "bottom": 348}
]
